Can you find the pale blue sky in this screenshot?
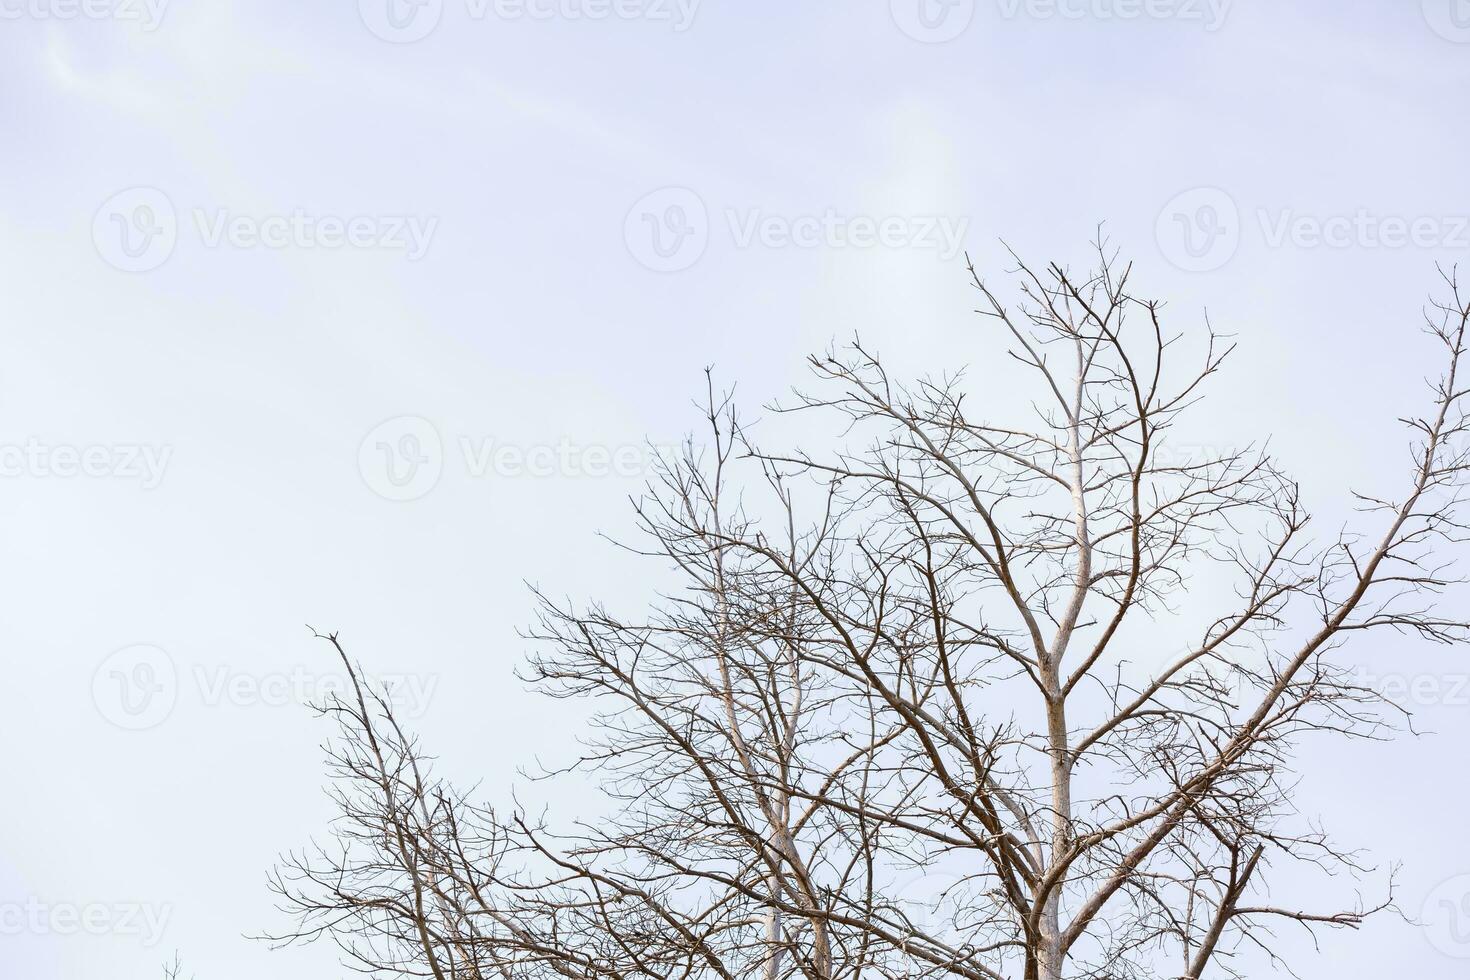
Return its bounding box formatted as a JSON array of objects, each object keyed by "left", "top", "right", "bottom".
[{"left": 3, "top": 1, "right": 1470, "bottom": 977}]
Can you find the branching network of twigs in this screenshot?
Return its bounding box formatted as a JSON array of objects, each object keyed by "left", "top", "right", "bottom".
[{"left": 262, "top": 245, "right": 1470, "bottom": 980}]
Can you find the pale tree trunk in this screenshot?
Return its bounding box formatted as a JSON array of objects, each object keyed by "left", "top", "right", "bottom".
[{"left": 1037, "top": 344, "right": 1090, "bottom": 980}]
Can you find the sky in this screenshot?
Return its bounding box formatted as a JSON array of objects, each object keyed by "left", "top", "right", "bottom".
[{"left": 2, "top": 0, "right": 1470, "bottom": 977}]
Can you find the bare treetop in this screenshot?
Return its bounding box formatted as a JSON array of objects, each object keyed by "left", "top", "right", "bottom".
[{"left": 267, "top": 247, "right": 1470, "bottom": 980}]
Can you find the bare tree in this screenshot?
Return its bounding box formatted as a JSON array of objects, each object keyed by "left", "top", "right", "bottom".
[{"left": 266, "top": 245, "right": 1470, "bottom": 980}]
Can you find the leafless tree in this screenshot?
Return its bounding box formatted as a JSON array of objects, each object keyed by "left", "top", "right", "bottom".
[{"left": 266, "top": 245, "right": 1470, "bottom": 980}]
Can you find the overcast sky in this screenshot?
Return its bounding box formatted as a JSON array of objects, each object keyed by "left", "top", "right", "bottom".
[{"left": 3, "top": 1, "right": 1470, "bottom": 977}]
